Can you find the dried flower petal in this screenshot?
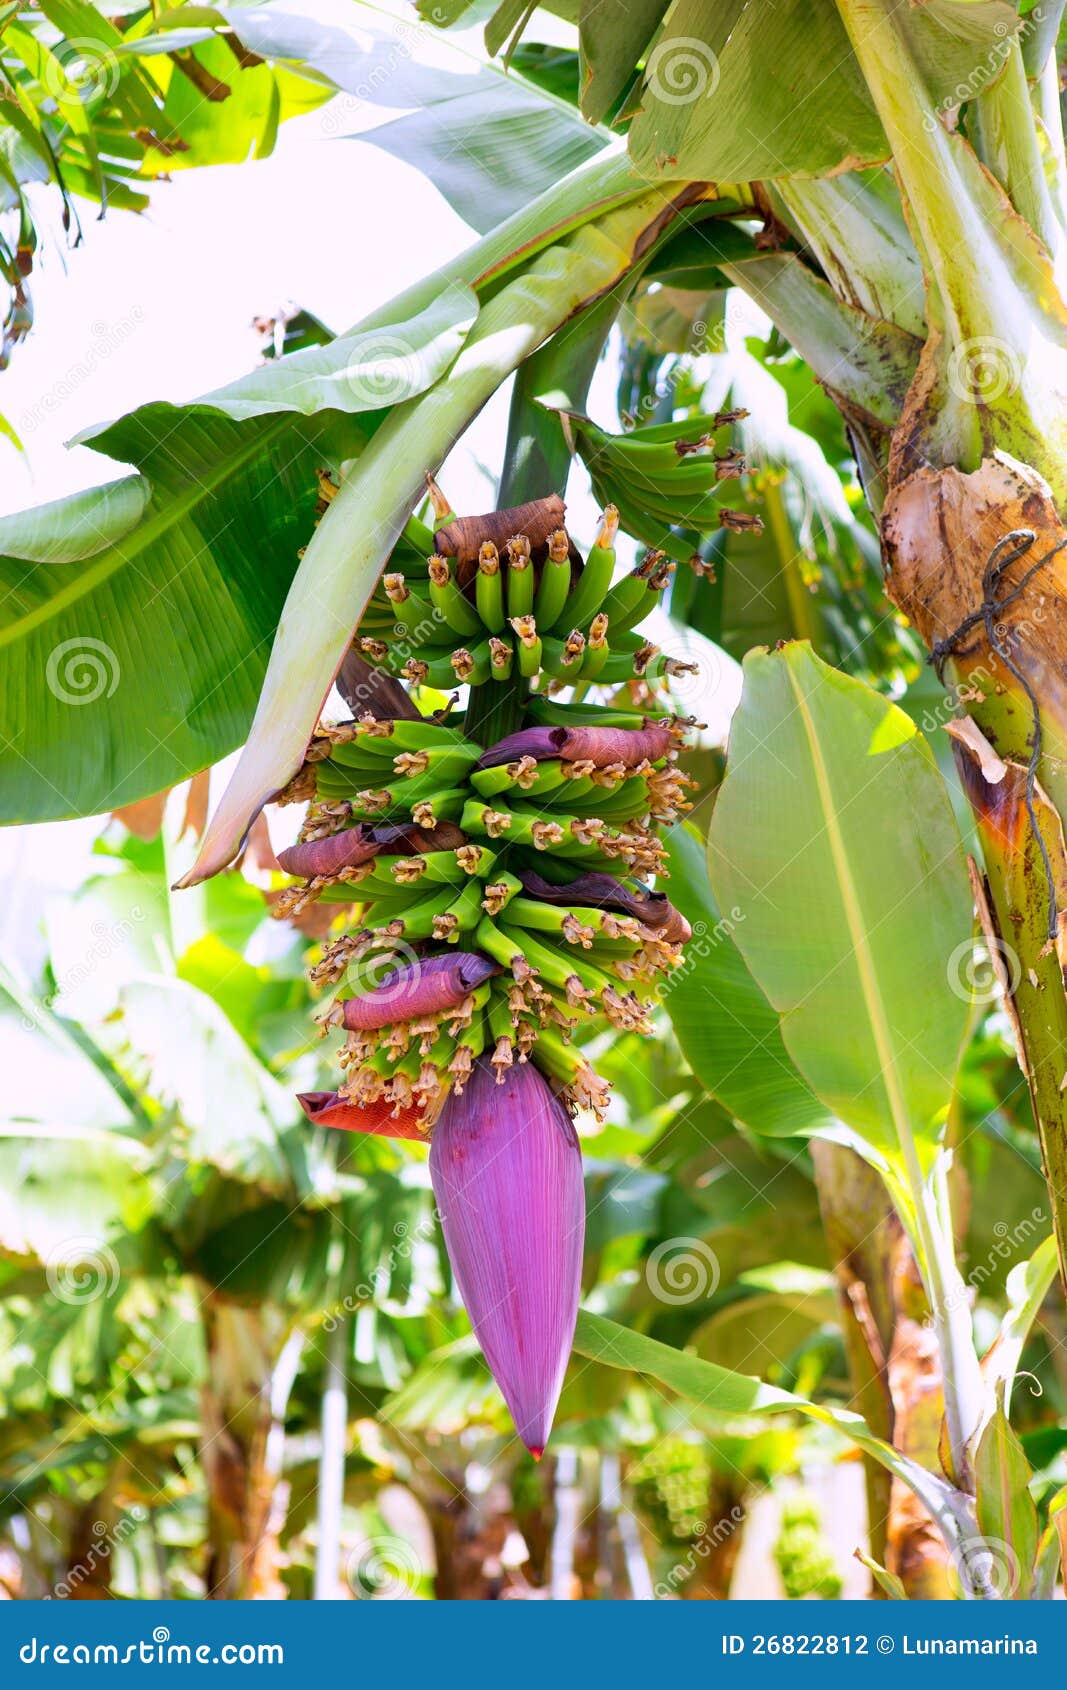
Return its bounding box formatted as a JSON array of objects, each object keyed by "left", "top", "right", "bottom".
[
  {"left": 477, "top": 723, "right": 673, "bottom": 772},
  {"left": 296, "top": 1091, "right": 426, "bottom": 1139},
  {"left": 475, "top": 727, "right": 563, "bottom": 769},
  {"left": 340, "top": 952, "right": 500, "bottom": 1031},
  {"left": 277, "top": 825, "right": 382, "bottom": 879},
  {"left": 519, "top": 869, "right": 692, "bottom": 942},
  {"left": 278, "top": 820, "right": 463, "bottom": 879}
]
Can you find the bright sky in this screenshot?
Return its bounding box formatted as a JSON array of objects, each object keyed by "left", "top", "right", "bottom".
[
  {"left": 0, "top": 0, "right": 740, "bottom": 956},
  {"left": 0, "top": 1, "right": 505, "bottom": 516}
]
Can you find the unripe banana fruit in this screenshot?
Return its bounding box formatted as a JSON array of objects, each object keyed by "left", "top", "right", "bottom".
[{"left": 275, "top": 489, "right": 705, "bottom": 1128}]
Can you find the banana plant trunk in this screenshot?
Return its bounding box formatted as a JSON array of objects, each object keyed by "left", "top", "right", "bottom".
[
  {"left": 822, "top": 0, "right": 1067, "bottom": 1295},
  {"left": 200, "top": 1298, "right": 290, "bottom": 1600},
  {"left": 882, "top": 472, "right": 1067, "bottom": 1291},
  {"left": 812, "top": 1142, "right": 952, "bottom": 1598}
]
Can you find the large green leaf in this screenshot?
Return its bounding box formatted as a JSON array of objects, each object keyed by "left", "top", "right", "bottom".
[
  {"left": 0, "top": 406, "right": 350, "bottom": 823},
  {"left": 623, "top": 0, "right": 1018, "bottom": 182},
  {"left": 707, "top": 643, "right": 971, "bottom": 1175},
  {"left": 662, "top": 824, "right": 839, "bottom": 1144},
  {"left": 186, "top": 285, "right": 477, "bottom": 421},
  {"left": 226, "top": 0, "right": 608, "bottom": 232},
  {"left": 363, "top": 81, "right": 606, "bottom": 234},
  {"left": 572, "top": 1309, "right": 967, "bottom": 1542}
]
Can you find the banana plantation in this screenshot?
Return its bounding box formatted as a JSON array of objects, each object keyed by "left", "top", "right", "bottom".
[{"left": 4, "top": 0, "right": 1067, "bottom": 1605}]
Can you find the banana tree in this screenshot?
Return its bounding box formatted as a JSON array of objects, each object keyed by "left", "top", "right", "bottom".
[{"left": 7, "top": 0, "right": 1067, "bottom": 1599}]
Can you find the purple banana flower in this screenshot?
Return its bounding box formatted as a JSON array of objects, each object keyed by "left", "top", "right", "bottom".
[
  {"left": 341, "top": 952, "right": 500, "bottom": 1031},
  {"left": 430, "top": 1057, "right": 585, "bottom": 1457},
  {"left": 474, "top": 726, "right": 565, "bottom": 769},
  {"left": 278, "top": 820, "right": 463, "bottom": 880},
  {"left": 520, "top": 869, "right": 693, "bottom": 944},
  {"left": 277, "top": 825, "right": 384, "bottom": 880},
  {"left": 476, "top": 723, "right": 673, "bottom": 771},
  {"left": 297, "top": 1091, "right": 426, "bottom": 1140}
]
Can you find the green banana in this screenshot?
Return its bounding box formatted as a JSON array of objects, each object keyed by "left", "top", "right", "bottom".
[
  {"left": 475, "top": 541, "right": 505, "bottom": 632},
  {"left": 428, "top": 553, "right": 482, "bottom": 637},
  {"left": 506, "top": 533, "right": 534, "bottom": 619},
  {"left": 489, "top": 635, "right": 514, "bottom": 681},
  {"left": 532, "top": 527, "right": 572, "bottom": 630},
  {"left": 552, "top": 506, "right": 619, "bottom": 633}
]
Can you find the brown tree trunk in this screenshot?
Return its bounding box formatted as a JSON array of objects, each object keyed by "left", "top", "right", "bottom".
[
  {"left": 812, "top": 1141, "right": 953, "bottom": 1598},
  {"left": 200, "top": 1298, "right": 288, "bottom": 1599},
  {"left": 681, "top": 1485, "right": 748, "bottom": 1600},
  {"left": 62, "top": 1498, "right": 118, "bottom": 1600},
  {"left": 419, "top": 1466, "right": 512, "bottom": 1600}
]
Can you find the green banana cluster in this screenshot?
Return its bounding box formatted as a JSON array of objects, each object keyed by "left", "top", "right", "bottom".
[
  {"left": 567, "top": 409, "right": 763, "bottom": 565},
  {"left": 352, "top": 504, "right": 691, "bottom": 688},
  {"left": 274, "top": 494, "right": 701, "bottom": 1130}
]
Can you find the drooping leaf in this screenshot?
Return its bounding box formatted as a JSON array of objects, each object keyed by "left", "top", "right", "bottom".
[
  {"left": 363, "top": 82, "right": 606, "bottom": 235},
  {"left": 0, "top": 406, "right": 353, "bottom": 823},
  {"left": 189, "top": 284, "right": 477, "bottom": 420},
  {"left": 0, "top": 476, "right": 150, "bottom": 564},
  {"left": 572, "top": 1309, "right": 966, "bottom": 1540},
  {"left": 707, "top": 642, "right": 972, "bottom": 1176},
  {"left": 623, "top": 0, "right": 1019, "bottom": 183}
]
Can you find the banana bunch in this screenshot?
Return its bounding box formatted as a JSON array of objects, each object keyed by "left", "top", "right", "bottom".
[
  {"left": 274, "top": 491, "right": 700, "bottom": 1135},
  {"left": 566, "top": 409, "right": 763, "bottom": 566},
  {"left": 352, "top": 487, "right": 690, "bottom": 689}
]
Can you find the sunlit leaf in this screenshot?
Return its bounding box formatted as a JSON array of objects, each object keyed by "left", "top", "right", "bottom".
[{"left": 708, "top": 643, "right": 971, "bottom": 1176}]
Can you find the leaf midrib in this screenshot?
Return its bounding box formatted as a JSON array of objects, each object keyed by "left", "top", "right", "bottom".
[{"left": 0, "top": 413, "right": 291, "bottom": 649}]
